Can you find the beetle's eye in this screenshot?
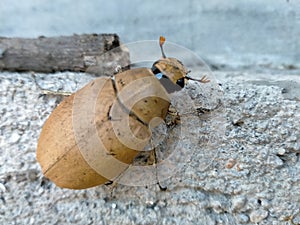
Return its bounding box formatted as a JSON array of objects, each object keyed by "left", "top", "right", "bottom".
[
  {"left": 151, "top": 64, "right": 161, "bottom": 75},
  {"left": 155, "top": 72, "right": 163, "bottom": 80},
  {"left": 176, "top": 78, "right": 185, "bottom": 88}
]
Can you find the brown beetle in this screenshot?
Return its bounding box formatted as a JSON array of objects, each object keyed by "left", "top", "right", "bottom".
[{"left": 36, "top": 36, "right": 209, "bottom": 189}]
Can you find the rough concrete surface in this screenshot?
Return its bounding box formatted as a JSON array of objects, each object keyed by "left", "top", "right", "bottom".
[{"left": 0, "top": 69, "right": 299, "bottom": 225}]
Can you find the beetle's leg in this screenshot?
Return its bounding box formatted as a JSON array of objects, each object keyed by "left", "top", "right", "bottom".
[
  {"left": 31, "top": 72, "right": 73, "bottom": 96},
  {"left": 137, "top": 140, "right": 168, "bottom": 190},
  {"left": 166, "top": 105, "right": 181, "bottom": 126},
  {"left": 104, "top": 180, "right": 119, "bottom": 198},
  {"left": 146, "top": 139, "right": 168, "bottom": 191},
  {"left": 152, "top": 145, "right": 167, "bottom": 191},
  {"left": 185, "top": 75, "right": 210, "bottom": 83}
]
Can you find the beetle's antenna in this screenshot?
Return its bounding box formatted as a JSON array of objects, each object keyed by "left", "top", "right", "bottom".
[
  {"left": 159, "top": 36, "right": 166, "bottom": 58},
  {"left": 185, "top": 75, "right": 210, "bottom": 83}
]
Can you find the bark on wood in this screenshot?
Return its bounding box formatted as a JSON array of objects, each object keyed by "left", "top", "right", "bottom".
[{"left": 0, "top": 34, "right": 130, "bottom": 76}]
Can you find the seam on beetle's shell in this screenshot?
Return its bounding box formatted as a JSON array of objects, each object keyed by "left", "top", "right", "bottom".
[
  {"left": 43, "top": 142, "right": 79, "bottom": 175},
  {"left": 38, "top": 95, "right": 82, "bottom": 176},
  {"left": 110, "top": 75, "right": 148, "bottom": 126},
  {"left": 107, "top": 105, "right": 112, "bottom": 120}
]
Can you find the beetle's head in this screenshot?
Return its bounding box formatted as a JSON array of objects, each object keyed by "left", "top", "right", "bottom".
[{"left": 151, "top": 36, "right": 209, "bottom": 93}]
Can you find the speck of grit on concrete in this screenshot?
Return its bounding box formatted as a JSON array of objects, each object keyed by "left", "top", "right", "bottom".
[{"left": 0, "top": 71, "right": 299, "bottom": 225}]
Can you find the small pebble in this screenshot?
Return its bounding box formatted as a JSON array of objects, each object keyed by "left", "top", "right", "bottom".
[
  {"left": 211, "top": 200, "right": 224, "bottom": 214},
  {"left": 9, "top": 131, "right": 20, "bottom": 143},
  {"left": 260, "top": 199, "right": 270, "bottom": 208},
  {"left": 277, "top": 148, "right": 286, "bottom": 155},
  {"left": 231, "top": 196, "right": 246, "bottom": 211},
  {"left": 111, "top": 203, "right": 117, "bottom": 209},
  {"left": 225, "top": 158, "right": 236, "bottom": 169},
  {"left": 268, "top": 155, "right": 284, "bottom": 168},
  {"left": 293, "top": 142, "right": 300, "bottom": 152},
  {"left": 249, "top": 209, "right": 269, "bottom": 223},
  {"left": 0, "top": 183, "right": 6, "bottom": 192},
  {"left": 27, "top": 170, "right": 38, "bottom": 182},
  {"left": 237, "top": 213, "right": 249, "bottom": 224}
]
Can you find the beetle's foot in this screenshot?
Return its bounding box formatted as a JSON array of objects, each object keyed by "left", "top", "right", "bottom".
[
  {"left": 104, "top": 180, "right": 118, "bottom": 198},
  {"left": 157, "top": 182, "right": 167, "bottom": 191},
  {"left": 113, "top": 65, "right": 130, "bottom": 74},
  {"left": 166, "top": 106, "right": 181, "bottom": 127},
  {"left": 199, "top": 75, "right": 210, "bottom": 83},
  {"left": 104, "top": 180, "right": 114, "bottom": 186},
  {"left": 114, "top": 65, "right": 123, "bottom": 74},
  {"left": 196, "top": 107, "right": 212, "bottom": 115}
]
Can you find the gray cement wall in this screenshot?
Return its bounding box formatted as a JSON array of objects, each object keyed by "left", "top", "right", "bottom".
[{"left": 0, "top": 0, "right": 299, "bottom": 69}]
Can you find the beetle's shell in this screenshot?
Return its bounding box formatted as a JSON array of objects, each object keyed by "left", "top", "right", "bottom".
[{"left": 37, "top": 68, "right": 170, "bottom": 189}]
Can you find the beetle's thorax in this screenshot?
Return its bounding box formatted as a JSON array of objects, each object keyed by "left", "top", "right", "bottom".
[{"left": 152, "top": 57, "right": 188, "bottom": 84}]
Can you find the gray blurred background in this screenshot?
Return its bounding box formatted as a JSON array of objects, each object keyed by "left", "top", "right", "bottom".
[{"left": 0, "top": 0, "right": 299, "bottom": 71}]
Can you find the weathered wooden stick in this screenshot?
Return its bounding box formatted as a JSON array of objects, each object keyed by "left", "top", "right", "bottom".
[{"left": 0, "top": 34, "right": 130, "bottom": 76}]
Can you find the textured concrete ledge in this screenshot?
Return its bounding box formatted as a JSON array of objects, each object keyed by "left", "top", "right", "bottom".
[{"left": 0, "top": 70, "right": 299, "bottom": 224}]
